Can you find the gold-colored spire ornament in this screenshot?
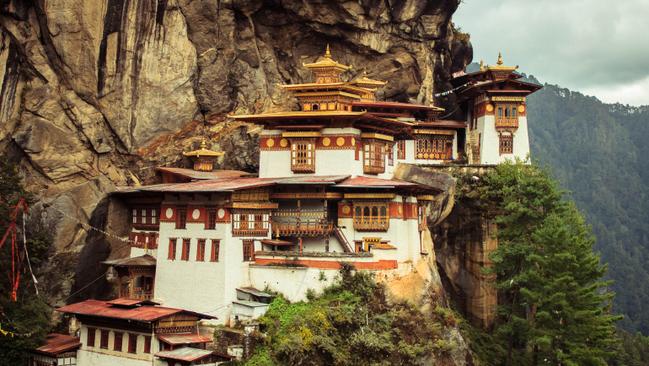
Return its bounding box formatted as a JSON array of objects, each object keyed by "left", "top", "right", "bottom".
[
  {"left": 497, "top": 52, "right": 504, "bottom": 65},
  {"left": 183, "top": 138, "right": 224, "bottom": 171},
  {"left": 479, "top": 59, "right": 485, "bottom": 71},
  {"left": 303, "top": 44, "right": 352, "bottom": 83},
  {"left": 485, "top": 51, "right": 518, "bottom": 73}
]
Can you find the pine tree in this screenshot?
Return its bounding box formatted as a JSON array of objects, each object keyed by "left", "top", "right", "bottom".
[{"left": 479, "top": 161, "right": 620, "bottom": 365}]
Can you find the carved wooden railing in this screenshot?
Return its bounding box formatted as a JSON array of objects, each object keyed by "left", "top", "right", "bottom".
[
  {"left": 353, "top": 217, "right": 390, "bottom": 231},
  {"left": 495, "top": 117, "right": 519, "bottom": 129},
  {"left": 271, "top": 219, "right": 334, "bottom": 237}
]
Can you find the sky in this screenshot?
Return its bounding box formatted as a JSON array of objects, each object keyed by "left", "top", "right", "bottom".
[{"left": 453, "top": 0, "right": 649, "bottom": 106}]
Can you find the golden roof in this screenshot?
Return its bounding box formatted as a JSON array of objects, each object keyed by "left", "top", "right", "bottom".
[
  {"left": 231, "top": 110, "right": 366, "bottom": 120},
  {"left": 350, "top": 72, "right": 387, "bottom": 88},
  {"left": 183, "top": 139, "right": 224, "bottom": 158},
  {"left": 302, "top": 44, "right": 352, "bottom": 71},
  {"left": 485, "top": 52, "right": 518, "bottom": 72}
]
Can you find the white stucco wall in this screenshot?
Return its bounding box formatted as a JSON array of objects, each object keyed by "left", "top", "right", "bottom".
[
  {"left": 478, "top": 115, "right": 530, "bottom": 164},
  {"left": 77, "top": 324, "right": 156, "bottom": 366},
  {"left": 249, "top": 265, "right": 340, "bottom": 302}
]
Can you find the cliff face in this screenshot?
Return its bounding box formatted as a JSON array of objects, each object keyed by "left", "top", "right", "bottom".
[{"left": 0, "top": 0, "right": 470, "bottom": 302}]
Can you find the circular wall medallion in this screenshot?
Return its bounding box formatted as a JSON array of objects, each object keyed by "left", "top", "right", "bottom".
[
  {"left": 423, "top": 153, "right": 429, "bottom": 159},
  {"left": 342, "top": 205, "right": 351, "bottom": 215},
  {"left": 336, "top": 137, "right": 345, "bottom": 146},
  {"left": 192, "top": 209, "right": 200, "bottom": 220},
  {"left": 280, "top": 138, "right": 288, "bottom": 148},
  {"left": 322, "top": 137, "right": 331, "bottom": 147},
  {"left": 217, "top": 208, "right": 226, "bottom": 219},
  {"left": 518, "top": 105, "right": 526, "bottom": 113},
  {"left": 165, "top": 208, "right": 173, "bottom": 219},
  {"left": 350, "top": 137, "right": 356, "bottom": 146},
  {"left": 486, "top": 104, "right": 494, "bottom": 112},
  {"left": 266, "top": 138, "right": 275, "bottom": 148}
]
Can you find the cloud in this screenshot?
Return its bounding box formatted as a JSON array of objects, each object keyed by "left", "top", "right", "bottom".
[{"left": 454, "top": 0, "right": 649, "bottom": 105}]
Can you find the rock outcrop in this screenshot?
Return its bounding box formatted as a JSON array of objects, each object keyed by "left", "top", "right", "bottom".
[{"left": 0, "top": 0, "right": 471, "bottom": 304}]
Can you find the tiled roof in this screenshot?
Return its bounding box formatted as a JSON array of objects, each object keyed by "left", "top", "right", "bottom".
[
  {"left": 157, "top": 333, "right": 212, "bottom": 345},
  {"left": 33, "top": 333, "right": 81, "bottom": 356},
  {"left": 155, "top": 347, "right": 219, "bottom": 362},
  {"left": 57, "top": 299, "right": 215, "bottom": 322},
  {"left": 335, "top": 176, "right": 417, "bottom": 188},
  {"left": 103, "top": 254, "right": 156, "bottom": 267}
]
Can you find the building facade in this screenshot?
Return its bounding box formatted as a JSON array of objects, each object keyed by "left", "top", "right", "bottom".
[{"left": 98, "top": 49, "right": 541, "bottom": 326}]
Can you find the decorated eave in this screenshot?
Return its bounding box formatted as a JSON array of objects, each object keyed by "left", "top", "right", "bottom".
[
  {"left": 349, "top": 72, "right": 388, "bottom": 89},
  {"left": 451, "top": 53, "right": 542, "bottom": 102},
  {"left": 113, "top": 175, "right": 436, "bottom": 196}
]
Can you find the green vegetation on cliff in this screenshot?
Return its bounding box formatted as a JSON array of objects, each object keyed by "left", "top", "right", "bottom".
[
  {"left": 242, "top": 266, "right": 461, "bottom": 366},
  {"left": 465, "top": 162, "right": 619, "bottom": 365},
  {"left": 0, "top": 161, "right": 52, "bottom": 363}
]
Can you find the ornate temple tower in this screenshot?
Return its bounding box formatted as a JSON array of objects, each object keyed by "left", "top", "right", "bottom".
[{"left": 452, "top": 54, "right": 542, "bottom": 164}]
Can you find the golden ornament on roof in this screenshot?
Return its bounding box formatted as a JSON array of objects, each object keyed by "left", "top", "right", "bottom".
[{"left": 182, "top": 138, "right": 224, "bottom": 158}]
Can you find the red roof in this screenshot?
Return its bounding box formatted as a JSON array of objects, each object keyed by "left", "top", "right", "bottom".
[
  {"left": 158, "top": 333, "right": 212, "bottom": 345},
  {"left": 34, "top": 333, "right": 81, "bottom": 356},
  {"left": 106, "top": 298, "right": 158, "bottom": 306},
  {"left": 57, "top": 299, "right": 215, "bottom": 322},
  {"left": 336, "top": 176, "right": 417, "bottom": 188}
]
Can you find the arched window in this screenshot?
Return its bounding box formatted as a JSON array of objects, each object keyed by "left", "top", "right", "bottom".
[{"left": 312, "top": 104, "right": 319, "bottom": 111}]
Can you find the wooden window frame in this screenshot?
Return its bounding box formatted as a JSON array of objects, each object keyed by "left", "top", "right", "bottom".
[
  {"left": 130, "top": 206, "right": 159, "bottom": 229},
  {"left": 242, "top": 239, "right": 254, "bottom": 262},
  {"left": 168, "top": 238, "right": 177, "bottom": 261},
  {"left": 127, "top": 333, "right": 137, "bottom": 354},
  {"left": 415, "top": 135, "right": 453, "bottom": 160},
  {"left": 196, "top": 239, "right": 206, "bottom": 261},
  {"left": 353, "top": 202, "right": 390, "bottom": 231},
  {"left": 290, "top": 139, "right": 316, "bottom": 173},
  {"left": 113, "top": 331, "right": 123, "bottom": 352},
  {"left": 175, "top": 207, "right": 187, "bottom": 229},
  {"left": 143, "top": 336, "right": 151, "bottom": 354},
  {"left": 499, "top": 133, "right": 514, "bottom": 155},
  {"left": 387, "top": 143, "right": 394, "bottom": 166},
  {"left": 397, "top": 140, "right": 406, "bottom": 160},
  {"left": 232, "top": 211, "right": 269, "bottom": 236},
  {"left": 205, "top": 208, "right": 217, "bottom": 230},
  {"left": 100, "top": 329, "right": 109, "bottom": 349},
  {"left": 210, "top": 239, "right": 220, "bottom": 262},
  {"left": 496, "top": 104, "right": 519, "bottom": 129},
  {"left": 363, "top": 140, "right": 385, "bottom": 174},
  {"left": 87, "top": 327, "right": 96, "bottom": 348},
  {"left": 181, "top": 239, "right": 190, "bottom": 261}
]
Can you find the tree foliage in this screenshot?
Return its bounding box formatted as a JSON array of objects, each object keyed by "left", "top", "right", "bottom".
[
  {"left": 0, "top": 160, "right": 52, "bottom": 364},
  {"left": 526, "top": 81, "right": 649, "bottom": 334},
  {"left": 473, "top": 161, "right": 619, "bottom": 365},
  {"left": 243, "top": 265, "right": 458, "bottom": 366}
]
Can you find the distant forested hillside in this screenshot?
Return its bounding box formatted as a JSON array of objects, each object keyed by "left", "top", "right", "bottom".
[{"left": 525, "top": 81, "right": 649, "bottom": 334}]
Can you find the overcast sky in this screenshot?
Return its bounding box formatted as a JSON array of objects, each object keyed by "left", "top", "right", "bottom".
[{"left": 453, "top": 0, "right": 649, "bottom": 106}]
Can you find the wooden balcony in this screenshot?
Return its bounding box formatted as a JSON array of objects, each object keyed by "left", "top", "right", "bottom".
[
  {"left": 272, "top": 220, "right": 334, "bottom": 237},
  {"left": 353, "top": 217, "right": 389, "bottom": 232},
  {"left": 232, "top": 228, "right": 269, "bottom": 237},
  {"left": 495, "top": 117, "right": 519, "bottom": 129}
]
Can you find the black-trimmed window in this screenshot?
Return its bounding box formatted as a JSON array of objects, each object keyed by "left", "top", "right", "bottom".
[
  {"left": 353, "top": 202, "right": 389, "bottom": 231},
  {"left": 499, "top": 133, "right": 513, "bottom": 154},
  {"left": 291, "top": 139, "right": 315, "bottom": 173},
  {"left": 363, "top": 140, "right": 385, "bottom": 174},
  {"left": 175, "top": 207, "right": 187, "bottom": 229}
]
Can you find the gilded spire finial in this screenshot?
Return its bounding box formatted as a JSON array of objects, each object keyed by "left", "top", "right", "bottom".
[
  {"left": 497, "top": 52, "right": 503, "bottom": 66},
  {"left": 479, "top": 59, "right": 485, "bottom": 71},
  {"left": 200, "top": 138, "right": 207, "bottom": 149},
  {"left": 325, "top": 44, "right": 331, "bottom": 58}
]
